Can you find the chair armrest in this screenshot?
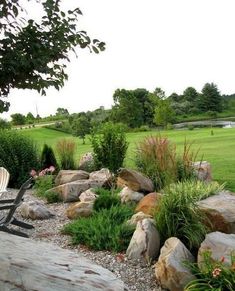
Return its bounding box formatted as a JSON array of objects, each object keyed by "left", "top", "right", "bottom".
[
  {"left": 0, "top": 204, "right": 13, "bottom": 210},
  {"left": 0, "top": 199, "right": 15, "bottom": 204}
]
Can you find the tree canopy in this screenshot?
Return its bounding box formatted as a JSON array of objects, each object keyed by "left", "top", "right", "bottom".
[{"left": 0, "top": 0, "right": 105, "bottom": 112}]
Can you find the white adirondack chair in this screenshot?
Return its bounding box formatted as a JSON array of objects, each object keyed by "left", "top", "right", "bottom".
[{"left": 0, "top": 167, "right": 10, "bottom": 195}]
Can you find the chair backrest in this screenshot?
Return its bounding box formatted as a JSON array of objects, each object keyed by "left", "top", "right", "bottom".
[
  {"left": 4, "top": 177, "right": 33, "bottom": 225},
  {"left": 0, "top": 167, "right": 10, "bottom": 193}
]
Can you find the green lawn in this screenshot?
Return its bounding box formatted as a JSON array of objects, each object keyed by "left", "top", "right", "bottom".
[{"left": 20, "top": 127, "right": 235, "bottom": 191}]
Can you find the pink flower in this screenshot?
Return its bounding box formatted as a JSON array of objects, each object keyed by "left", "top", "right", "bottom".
[
  {"left": 39, "top": 170, "right": 46, "bottom": 176},
  {"left": 212, "top": 267, "right": 222, "bottom": 278},
  {"left": 48, "top": 166, "right": 55, "bottom": 173}
]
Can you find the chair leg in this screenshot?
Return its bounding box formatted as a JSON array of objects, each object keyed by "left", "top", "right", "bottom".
[
  {"left": 11, "top": 217, "right": 34, "bottom": 229},
  {"left": 0, "top": 225, "right": 29, "bottom": 238}
]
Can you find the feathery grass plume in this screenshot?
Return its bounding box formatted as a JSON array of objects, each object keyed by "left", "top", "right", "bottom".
[
  {"left": 56, "top": 139, "right": 76, "bottom": 169},
  {"left": 135, "top": 135, "right": 177, "bottom": 190}
]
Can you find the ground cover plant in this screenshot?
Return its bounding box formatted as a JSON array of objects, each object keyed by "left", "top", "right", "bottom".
[
  {"left": 184, "top": 251, "right": 235, "bottom": 291},
  {"left": 62, "top": 203, "right": 135, "bottom": 252},
  {"left": 93, "top": 187, "right": 121, "bottom": 211},
  {"left": 20, "top": 126, "right": 235, "bottom": 191},
  {"left": 155, "top": 180, "right": 224, "bottom": 251}
]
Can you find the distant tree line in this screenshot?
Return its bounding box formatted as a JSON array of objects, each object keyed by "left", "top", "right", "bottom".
[{"left": 1, "top": 82, "right": 235, "bottom": 139}]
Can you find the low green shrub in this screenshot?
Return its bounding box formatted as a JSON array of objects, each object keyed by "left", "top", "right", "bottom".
[
  {"left": 155, "top": 180, "right": 223, "bottom": 251},
  {"left": 91, "top": 122, "right": 128, "bottom": 173},
  {"left": 0, "top": 130, "right": 40, "bottom": 188},
  {"left": 44, "top": 190, "right": 62, "bottom": 203},
  {"left": 33, "top": 175, "right": 54, "bottom": 198},
  {"left": 62, "top": 204, "right": 135, "bottom": 252},
  {"left": 93, "top": 188, "right": 121, "bottom": 211},
  {"left": 184, "top": 251, "right": 235, "bottom": 291}
]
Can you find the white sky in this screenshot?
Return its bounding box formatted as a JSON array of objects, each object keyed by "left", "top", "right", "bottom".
[{"left": 2, "top": 0, "right": 235, "bottom": 120}]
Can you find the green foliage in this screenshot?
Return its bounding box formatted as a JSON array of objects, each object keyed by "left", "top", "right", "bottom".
[
  {"left": 93, "top": 188, "right": 121, "bottom": 211},
  {"left": 56, "top": 139, "right": 76, "bottom": 169},
  {"left": 200, "top": 83, "right": 223, "bottom": 113},
  {"left": 0, "top": 130, "right": 39, "bottom": 188},
  {"left": 0, "top": 118, "right": 11, "bottom": 129},
  {"left": 91, "top": 122, "right": 128, "bottom": 173},
  {"left": 155, "top": 180, "right": 223, "bottom": 250},
  {"left": 184, "top": 251, "right": 235, "bottom": 291},
  {"left": 40, "top": 144, "right": 59, "bottom": 170},
  {"left": 0, "top": 0, "right": 105, "bottom": 112},
  {"left": 62, "top": 204, "right": 135, "bottom": 252},
  {"left": 154, "top": 98, "right": 176, "bottom": 127},
  {"left": 71, "top": 115, "right": 91, "bottom": 144},
  {"left": 33, "top": 175, "right": 54, "bottom": 198},
  {"left": 11, "top": 113, "right": 26, "bottom": 125},
  {"left": 44, "top": 190, "right": 62, "bottom": 204}
]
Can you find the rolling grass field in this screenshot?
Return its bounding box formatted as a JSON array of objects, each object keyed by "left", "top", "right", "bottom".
[{"left": 20, "top": 126, "right": 235, "bottom": 191}]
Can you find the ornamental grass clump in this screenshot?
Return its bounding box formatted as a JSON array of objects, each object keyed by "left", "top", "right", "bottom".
[
  {"left": 135, "top": 136, "right": 200, "bottom": 191},
  {"left": 184, "top": 251, "right": 235, "bottom": 291},
  {"left": 155, "top": 180, "right": 224, "bottom": 251},
  {"left": 62, "top": 204, "right": 135, "bottom": 252},
  {"left": 135, "top": 136, "right": 177, "bottom": 190},
  {"left": 56, "top": 139, "right": 76, "bottom": 169}
]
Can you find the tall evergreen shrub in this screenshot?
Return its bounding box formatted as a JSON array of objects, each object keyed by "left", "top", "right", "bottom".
[
  {"left": 0, "top": 130, "right": 40, "bottom": 187},
  {"left": 40, "top": 144, "right": 59, "bottom": 170}
]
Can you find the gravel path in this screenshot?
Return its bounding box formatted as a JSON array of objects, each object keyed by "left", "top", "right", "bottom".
[{"left": 2, "top": 189, "right": 164, "bottom": 291}]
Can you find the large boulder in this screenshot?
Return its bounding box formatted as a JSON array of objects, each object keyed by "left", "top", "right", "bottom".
[
  {"left": 197, "top": 191, "right": 235, "bottom": 233},
  {"left": 118, "top": 187, "right": 144, "bottom": 204},
  {"left": 89, "top": 168, "right": 112, "bottom": 187},
  {"left": 155, "top": 237, "right": 196, "bottom": 291},
  {"left": 117, "top": 168, "right": 154, "bottom": 193},
  {"left": 126, "top": 218, "right": 160, "bottom": 264},
  {"left": 20, "top": 201, "right": 55, "bottom": 220},
  {"left": 135, "top": 192, "right": 162, "bottom": 216},
  {"left": 193, "top": 161, "right": 212, "bottom": 182},
  {"left": 66, "top": 201, "right": 94, "bottom": 219},
  {"left": 0, "top": 232, "right": 126, "bottom": 291},
  {"left": 54, "top": 170, "right": 89, "bottom": 186},
  {"left": 198, "top": 231, "right": 235, "bottom": 267},
  {"left": 47, "top": 180, "right": 102, "bottom": 203}
]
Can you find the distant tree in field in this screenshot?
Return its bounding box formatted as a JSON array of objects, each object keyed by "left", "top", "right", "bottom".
[
  {"left": 0, "top": 118, "right": 11, "bottom": 129},
  {"left": 72, "top": 115, "right": 91, "bottom": 144},
  {"left": 168, "top": 92, "right": 183, "bottom": 103},
  {"left": 56, "top": 108, "right": 69, "bottom": 116},
  {"left": 0, "top": 0, "right": 105, "bottom": 113},
  {"left": 154, "top": 99, "right": 176, "bottom": 127},
  {"left": 200, "top": 83, "right": 222, "bottom": 112},
  {"left": 26, "top": 112, "right": 35, "bottom": 123},
  {"left": 111, "top": 88, "right": 158, "bottom": 128},
  {"left": 11, "top": 113, "right": 26, "bottom": 125},
  {"left": 154, "top": 87, "right": 166, "bottom": 99},
  {"left": 183, "top": 87, "right": 199, "bottom": 104}
]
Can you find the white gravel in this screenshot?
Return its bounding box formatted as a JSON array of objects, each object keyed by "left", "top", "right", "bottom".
[{"left": 2, "top": 188, "right": 164, "bottom": 291}]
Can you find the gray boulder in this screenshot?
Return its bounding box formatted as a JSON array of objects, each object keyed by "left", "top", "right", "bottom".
[
  {"left": 20, "top": 201, "right": 55, "bottom": 220},
  {"left": 198, "top": 191, "right": 235, "bottom": 233},
  {"left": 0, "top": 232, "right": 126, "bottom": 291},
  {"left": 126, "top": 218, "right": 160, "bottom": 264},
  {"left": 198, "top": 231, "right": 235, "bottom": 267}
]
